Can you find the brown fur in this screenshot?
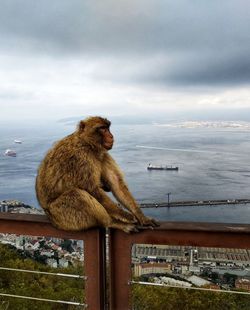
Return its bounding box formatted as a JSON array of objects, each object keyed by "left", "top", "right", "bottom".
[{"left": 36, "top": 116, "right": 158, "bottom": 233}]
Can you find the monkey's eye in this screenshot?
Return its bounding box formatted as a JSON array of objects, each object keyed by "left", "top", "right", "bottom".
[{"left": 98, "top": 126, "right": 109, "bottom": 133}]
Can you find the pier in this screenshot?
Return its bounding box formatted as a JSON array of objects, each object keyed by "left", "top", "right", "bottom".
[{"left": 140, "top": 198, "right": 250, "bottom": 208}]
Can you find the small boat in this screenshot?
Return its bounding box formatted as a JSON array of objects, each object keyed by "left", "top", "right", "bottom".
[
  {"left": 4, "top": 149, "right": 17, "bottom": 157},
  {"left": 147, "top": 163, "right": 178, "bottom": 171},
  {"left": 14, "top": 140, "right": 22, "bottom": 144}
]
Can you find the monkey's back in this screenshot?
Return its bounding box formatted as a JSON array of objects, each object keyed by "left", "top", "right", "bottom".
[{"left": 36, "top": 133, "right": 101, "bottom": 209}]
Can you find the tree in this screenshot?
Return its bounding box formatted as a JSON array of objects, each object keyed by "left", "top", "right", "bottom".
[{"left": 0, "top": 244, "right": 84, "bottom": 309}]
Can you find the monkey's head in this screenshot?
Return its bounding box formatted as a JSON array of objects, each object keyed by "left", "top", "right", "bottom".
[{"left": 78, "top": 116, "right": 114, "bottom": 150}]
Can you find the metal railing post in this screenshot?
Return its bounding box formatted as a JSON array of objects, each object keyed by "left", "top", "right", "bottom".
[
  {"left": 84, "top": 227, "right": 107, "bottom": 310},
  {"left": 109, "top": 229, "right": 132, "bottom": 310}
]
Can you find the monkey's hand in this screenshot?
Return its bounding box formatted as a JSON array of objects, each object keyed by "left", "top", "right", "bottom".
[
  {"left": 122, "top": 224, "right": 139, "bottom": 233},
  {"left": 136, "top": 215, "right": 159, "bottom": 228},
  {"left": 111, "top": 208, "right": 137, "bottom": 224}
]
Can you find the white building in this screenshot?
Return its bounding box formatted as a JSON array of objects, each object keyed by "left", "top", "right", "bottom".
[
  {"left": 187, "top": 275, "right": 212, "bottom": 287},
  {"left": 134, "top": 263, "right": 172, "bottom": 277}
]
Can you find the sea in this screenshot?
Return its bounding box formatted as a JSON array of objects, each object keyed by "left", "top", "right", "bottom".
[{"left": 1, "top": 120, "right": 250, "bottom": 224}]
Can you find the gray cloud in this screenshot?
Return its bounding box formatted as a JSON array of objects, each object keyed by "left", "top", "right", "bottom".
[
  {"left": 172, "top": 54, "right": 250, "bottom": 87},
  {"left": 141, "top": 48, "right": 250, "bottom": 87},
  {"left": 0, "top": 0, "right": 250, "bottom": 88}
]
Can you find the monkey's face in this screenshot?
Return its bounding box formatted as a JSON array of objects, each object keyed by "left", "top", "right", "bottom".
[
  {"left": 99, "top": 126, "right": 114, "bottom": 150},
  {"left": 78, "top": 117, "right": 114, "bottom": 150}
]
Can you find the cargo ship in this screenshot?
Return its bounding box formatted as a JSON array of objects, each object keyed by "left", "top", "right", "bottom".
[{"left": 147, "top": 163, "right": 178, "bottom": 171}]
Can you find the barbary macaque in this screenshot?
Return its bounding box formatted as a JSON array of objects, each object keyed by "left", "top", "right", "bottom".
[{"left": 36, "top": 116, "right": 158, "bottom": 233}]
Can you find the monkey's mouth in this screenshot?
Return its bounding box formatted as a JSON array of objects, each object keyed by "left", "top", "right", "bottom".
[{"left": 104, "top": 141, "right": 113, "bottom": 150}]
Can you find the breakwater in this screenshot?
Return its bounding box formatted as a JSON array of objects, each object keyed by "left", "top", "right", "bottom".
[{"left": 140, "top": 199, "right": 250, "bottom": 208}]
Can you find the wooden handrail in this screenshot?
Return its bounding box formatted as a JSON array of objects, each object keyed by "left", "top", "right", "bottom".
[
  {"left": 1, "top": 213, "right": 250, "bottom": 233},
  {"left": 1, "top": 213, "right": 250, "bottom": 309}
]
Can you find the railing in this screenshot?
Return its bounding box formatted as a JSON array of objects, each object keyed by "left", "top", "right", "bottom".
[
  {"left": 109, "top": 222, "right": 250, "bottom": 310},
  {"left": 1, "top": 213, "right": 250, "bottom": 309},
  {"left": 0, "top": 213, "right": 106, "bottom": 309}
]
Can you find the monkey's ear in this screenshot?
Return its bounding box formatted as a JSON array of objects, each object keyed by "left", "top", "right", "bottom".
[{"left": 78, "top": 120, "right": 85, "bottom": 132}]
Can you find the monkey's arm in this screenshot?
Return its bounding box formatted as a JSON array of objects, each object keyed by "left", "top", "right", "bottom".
[
  {"left": 107, "top": 172, "right": 157, "bottom": 226},
  {"left": 102, "top": 155, "right": 158, "bottom": 227},
  {"left": 91, "top": 187, "right": 136, "bottom": 224}
]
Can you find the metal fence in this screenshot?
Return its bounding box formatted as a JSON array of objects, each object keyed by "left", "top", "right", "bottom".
[
  {"left": 0, "top": 213, "right": 106, "bottom": 309},
  {"left": 0, "top": 213, "right": 250, "bottom": 309}
]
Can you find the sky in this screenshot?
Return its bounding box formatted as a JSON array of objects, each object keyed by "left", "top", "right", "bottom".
[{"left": 1, "top": 0, "right": 250, "bottom": 122}]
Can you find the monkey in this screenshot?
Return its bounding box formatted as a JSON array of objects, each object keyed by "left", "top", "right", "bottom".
[{"left": 36, "top": 116, "right": 158, "bottom": 233}]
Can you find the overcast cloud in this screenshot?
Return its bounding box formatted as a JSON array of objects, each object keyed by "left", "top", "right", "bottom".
[{"left": 1, "top": 0, "right": 250, "bottom": 121}]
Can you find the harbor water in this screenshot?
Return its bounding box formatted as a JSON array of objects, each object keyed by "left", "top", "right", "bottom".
[{"left": 0, "top": 120, "right": 250, "bottom": 223}]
